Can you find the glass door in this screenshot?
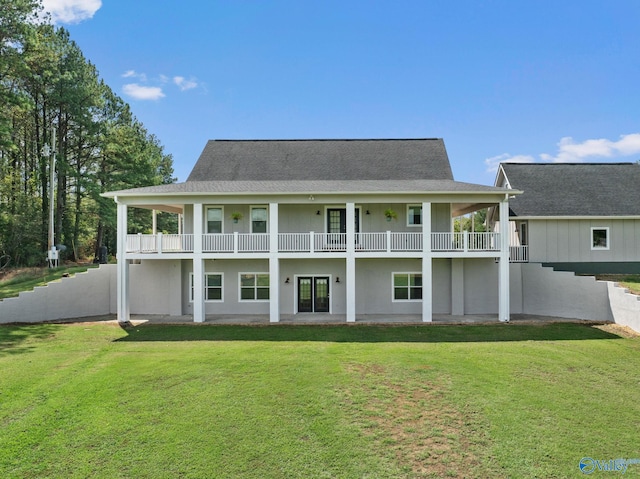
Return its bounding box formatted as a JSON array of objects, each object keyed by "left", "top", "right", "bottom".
[{"left": 297, "top": 276, "right": 330, "bottom": 313}]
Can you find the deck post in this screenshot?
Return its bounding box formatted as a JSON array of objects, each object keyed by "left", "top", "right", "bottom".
[
  {"left": 192, "top": 203, "right": 205, "bottom": 322},
  {"left": 269, "top": 203, "right": 280, "bottom": 322},
  {"left": 116, "top": 200, "right": 130, "bottom": 323},
  {"left": 498, "top": 197, "right": 510, "bottom": 322},
  {"left": 422, "top": 202, "right": 432, "bottom": 322},
  {"left": 346, "top": 202, "right": 356, "bottom": 322}
]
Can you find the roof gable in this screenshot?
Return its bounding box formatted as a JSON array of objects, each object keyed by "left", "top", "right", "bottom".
[
  {"left": 186, "top": 139, "right": 453, "bottom": 182},
  {"left": 501, "top": 162, "right": 640, "bottom": 217}
]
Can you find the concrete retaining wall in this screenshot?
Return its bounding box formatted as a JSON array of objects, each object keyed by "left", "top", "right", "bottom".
[
  {"left": 0, "top": 265, "right": 115, "bottom": 323},
  {"left": 606, "top": 282, "right": 640, "bottom": 332},
  {"left": 519, "top": 263, "right": 614, "bottom": 321}
]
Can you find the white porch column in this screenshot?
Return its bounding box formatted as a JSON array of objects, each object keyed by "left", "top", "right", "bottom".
[
  {"left": 116, "top": 200, "right": 130, "bottom": 323},
  {"left": 498, "top": 196, "right": 510, "bottom": 322},
  {"left": 346, "top": 202, "right": 356, "bottom": 322},
  {"left": 192, "top": 203, "right": 205, "bottom": 322},
  {"left": 193, "top": 203, "right": 203, "bottom": 255},
  {"left": 422, "top": 202, "right": 432, "bottom": 322},
  {"left": 269, "top": 203, "right": 280, "bottom": 323},
  {"left": 451, "top": 258, "right": 464, "bottom": 316},
  {"left": 152, "top": 209, "right": 157, "bottom": 234}
]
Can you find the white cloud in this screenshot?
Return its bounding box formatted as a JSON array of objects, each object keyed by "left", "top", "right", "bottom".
[
  {"left": 42, "top": 0, "right": 102, "bottom": 24},
  {"left": 485, "top": 133, "right": 640, "bottom": 172},
  {"left": 120, "top": 71, "right": 199, "bottom": 100},
  {"left": 484, "top": 153, "right": 536, "bottom": 172},
  {"left": 541, "top": 133, "right": 640, "bottom": 163},
  {"left": 122, "top": 84, "right": 165, "bottom": 101},
  {"left": 173, "top": 76, "right": 198, "bottom": 91},
  {"left": 121, "top": 70, "right": 147, "bottom": 82}
]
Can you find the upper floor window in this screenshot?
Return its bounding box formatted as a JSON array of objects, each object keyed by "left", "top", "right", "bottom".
[
  {"left": 206, "top": 207, "right": 223, "bottom": 234},
  {"left": 251, "top": 206, "right": 268, "bottom": 233},
  {"left": 591, "top": 227, "right": 609, "bottom": 250},
  {"left": 407, "top": 205, "right": 422, "bottom": 226}
]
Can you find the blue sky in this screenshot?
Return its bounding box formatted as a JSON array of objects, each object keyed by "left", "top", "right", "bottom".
[{"left": 43, "top": 0, "right": 640, "bottom": 183}]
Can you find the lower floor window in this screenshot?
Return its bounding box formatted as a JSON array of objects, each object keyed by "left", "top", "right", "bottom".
[
  {"left": 190, "top": 273, "right": 223, "bottom": 302},
  {"left": 240, "top": 273, "right": 270, "bottom": 300},
  {"left": 393, "top": 273, "right": 422, "bottom": 300}
]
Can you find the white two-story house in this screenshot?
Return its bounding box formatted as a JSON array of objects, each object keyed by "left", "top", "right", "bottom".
[{"left": 105, "top": 139, "right": 519, "bottom": 323}]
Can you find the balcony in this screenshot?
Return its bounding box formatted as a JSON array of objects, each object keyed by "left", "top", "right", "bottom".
[{"left": 125, "top": 231, "right": 507, "bottom": 256}]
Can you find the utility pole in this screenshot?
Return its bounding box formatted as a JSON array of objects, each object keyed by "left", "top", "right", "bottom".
[{"left": 42, "top": 127, "right": 57, "bottom": 267}]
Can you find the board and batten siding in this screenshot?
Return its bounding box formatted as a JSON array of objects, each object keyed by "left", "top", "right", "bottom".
[{"left": 528, "top": 219, "right": 640, "bottom": 263}]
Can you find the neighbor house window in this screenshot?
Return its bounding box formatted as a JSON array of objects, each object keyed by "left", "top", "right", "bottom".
[
  {"left": 393, "top": 273, "right": 422, "bottom": 301},
  {"left": 190, "top": 273, "right": 223, "bottom": 302},
  {"left": 239, "top": 273, "right": 270, "bottom": 301},
  {"left": 407, "top": 205, "right": 422, "bottom": 226},
  {"left": 591, "top": 227, "right": 609, "bottom": 250},
  {"left": 251, "top": 206, "right": 267, "bottom": 233},
  {"left": 206, "top": 207, "right": 223, "bottom": 234}
]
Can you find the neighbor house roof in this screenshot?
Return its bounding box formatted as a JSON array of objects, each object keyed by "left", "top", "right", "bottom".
[
  {"left": 186, "top": 139, "right": 454, "bottom": 182},
  {"left": 500, "top": 162, "right": 640, "bottom": 217}
]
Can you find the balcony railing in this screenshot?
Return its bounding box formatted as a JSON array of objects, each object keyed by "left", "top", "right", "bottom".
[
  {"left": 125, "top": 231, "right": 513, "bottom": 255},
  {"left": 509, "top": 245, "right": 529, "bottom": 263},
  {"left": 127, "top": 233, "right": 194, "bottom": 253}
]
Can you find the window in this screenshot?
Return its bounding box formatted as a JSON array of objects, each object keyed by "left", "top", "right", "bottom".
[
  {"left": 393, "top": 273, "right": 422, "bottom": 301},
  {"left": 251, "top": 206, "right": 267, "bottom": 233},
  {"left": 240, "top": 273, "right": 270, "bottom": 301},
  {"left": 206, "top": 207, "right": 223, "bottom": 234},
  {"left": 190, "top": 273, "right": 223, "bottom": 302},
  {"left": 591, "top": 227, "right": 609, "bottom": 250},
  {"left": 407, "top": 205, "right": 422, "bottom": 226}
]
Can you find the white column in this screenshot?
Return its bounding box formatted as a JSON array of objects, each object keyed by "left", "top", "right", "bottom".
[
  {"left": 346, "top": 202, "right": 356, "bottom": 322},
  {"left": 192, "top": 203, "right": 205, "bottom": 322},
  {"left": 152, "top": 209, "right": 157, "bottom": 234},
  {"left": 422, "top": 202, "right": 432, "bottom": 322},
  {"left": 451, "top": 258, "right": 464, "bottom": 316},
  {"left": 192, "top": 257, "right": 205, "bottom": 323},
  {"left": 269, "top": 203, "right": 280, "bottom": 322},
  {"left": 498, "top": 197, "right": 510, "bottom": 322},
  {"left": 116, "top": 200, "right": 130, "bottom": 323},
  {"left": 193, "top": 203, "right": 203, "bottom": 255}
]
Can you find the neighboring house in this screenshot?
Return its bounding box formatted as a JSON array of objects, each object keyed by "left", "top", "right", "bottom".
[
  {"left": 493, "top": 162, "right": 640, "bottom": 274},
  {"left": 104, "top": 139, "right": 519, "bottom": 323}
]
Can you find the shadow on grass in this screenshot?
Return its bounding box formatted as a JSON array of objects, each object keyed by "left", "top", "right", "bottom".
[
  {"left": 0, "top": 324, "right": 61, "bottom": 356},
  {"left": 115, "top": 322, "right": 622, "bottom": 343}
]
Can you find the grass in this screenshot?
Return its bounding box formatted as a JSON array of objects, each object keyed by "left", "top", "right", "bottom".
[
  {"left": 618, "top": 275, "right": 640, "bottom": 295},
  {"left": 595, "top": 274, "right": 640, "bottom": 295},
  {"left": 0, "top": 322, "right": 638, "bottom": 478},
  {"left": 0, "top": 265, "right": 97, "bottom": 300}
]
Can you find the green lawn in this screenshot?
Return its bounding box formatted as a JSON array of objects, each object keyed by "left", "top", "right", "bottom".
[
  {"left": 0, "top": 265, "right": 97, "bottom": 300},
  {"left": 619, "top": 275, "right": 640, "bottom": 295},
  {"left": 0, "top": 322, "right": 638, "bottom": 478}
]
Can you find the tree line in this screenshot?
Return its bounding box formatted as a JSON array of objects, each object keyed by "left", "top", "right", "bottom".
[{"left": 0, "top": 0, "right": 176, "bottom": 267}]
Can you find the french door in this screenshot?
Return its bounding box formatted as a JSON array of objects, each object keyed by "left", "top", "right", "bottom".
[
  {"left": 326, "top": 208, "right": 360, "bottom": 235},
  {"left": 297, "top": 277, "right": 330, "bottom": 313}
]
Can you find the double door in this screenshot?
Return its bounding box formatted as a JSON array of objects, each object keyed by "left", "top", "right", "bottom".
[{"left": 297, "top": 277, "right": 329, "bottom": 313}]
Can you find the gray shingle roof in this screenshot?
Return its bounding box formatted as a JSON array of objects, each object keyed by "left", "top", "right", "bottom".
[
  {"left": 186, "top": 139, "right": 454, "bottom": 182},
  {"left": 502, "top": 162, "right": 640, "bottom": 217}
]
